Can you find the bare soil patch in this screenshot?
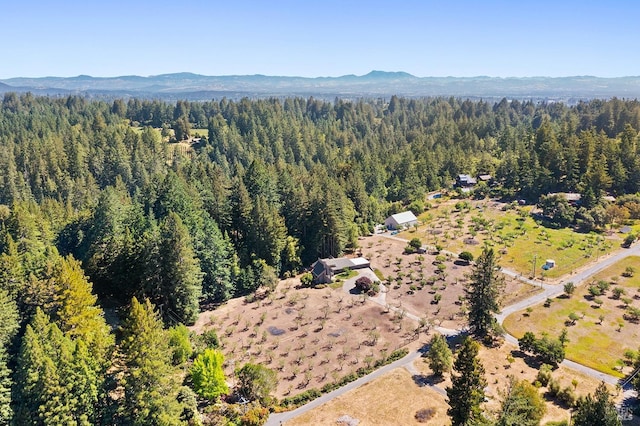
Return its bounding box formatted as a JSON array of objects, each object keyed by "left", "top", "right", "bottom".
[
  {"left": 192, "top": 279, "right": 425, "bottom": 398},
  {"left": 361, "top": 235, "right": 539, "bottom": 327}
]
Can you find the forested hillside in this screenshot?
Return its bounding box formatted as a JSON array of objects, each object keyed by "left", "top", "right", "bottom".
[{"left": 1, "top": 93, "right": 640, "bottom": 424}]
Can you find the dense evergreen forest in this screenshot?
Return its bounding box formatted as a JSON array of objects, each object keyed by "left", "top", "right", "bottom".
[{"left": 1, "top": 93, "right": 640, "bottom": 424}]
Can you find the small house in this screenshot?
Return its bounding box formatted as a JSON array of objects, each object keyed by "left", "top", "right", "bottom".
[
  {"left": 456, "top": 174, "right": 477, "bottom": 188},
  {"left": 384, "top": 211, "right": 418, "bottom": 230},
  {"left": 311, "top": 257, "right": 371, "bottom": 284},
  {"left": 477, "top": 174, "right": 493, "bottom": 185}
]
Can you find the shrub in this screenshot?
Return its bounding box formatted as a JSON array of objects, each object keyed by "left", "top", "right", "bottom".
[
  {"left": 199, "top": 328, "right": 220, "bottom": 349},
  {"left": 300, "top": 272, "right": 313, "bottom": 287},
  {"left": 240, "top": 404, "right": 270, "bottom": 426},
  {"left": 557, "top": 386, "right": 576, "bottom": 407},
  {"left": 355, "top": 276, "right": 373, "bottom": 293},
  {"left": 547, "top": 378, "right": 560, "bottom": 397},
  {"left": 536, "top": 364, "right": 553, "bottom": 387},
  {"left": 458, "top": 251, "right": 474, "bottom": 263},
  {"left": 415, "top": 408, "right": 436, "bottom": 423},
  {"left": 623, "top": 233, "right": 636, "bottom": 248}
]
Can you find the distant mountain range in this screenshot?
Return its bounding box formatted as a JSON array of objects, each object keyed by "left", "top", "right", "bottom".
[{"left": 2, "top": 71, "right": 640, "bottom": 102}]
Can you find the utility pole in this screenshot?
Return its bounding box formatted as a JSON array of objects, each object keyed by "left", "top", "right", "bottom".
[{"left": 532, "top": 254, "right": 537, "bottom": 280}]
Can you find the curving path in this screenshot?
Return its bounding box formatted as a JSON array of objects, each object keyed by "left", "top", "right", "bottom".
[{"left": 266, "top": 239, "right": 640, "bottom": 425}]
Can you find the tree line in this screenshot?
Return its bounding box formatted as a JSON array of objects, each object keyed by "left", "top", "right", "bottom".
[{"left": 1, "top": 92, "right": 640, "bottom": 423}]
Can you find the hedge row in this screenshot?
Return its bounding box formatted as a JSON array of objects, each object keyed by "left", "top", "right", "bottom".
[{"left": 278, "top": 348, "right": 409, "bottom": 409}]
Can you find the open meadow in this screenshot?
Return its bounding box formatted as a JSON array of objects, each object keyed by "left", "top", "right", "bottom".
[
  {"left": 504, "top": 256, "right": 640, "bottom": 376},
  {"left": 283, "top": 339, "right": 623, "bottom": 425},
  {"left": 399, "top": 197, "right": 622, "bottom": 279}
]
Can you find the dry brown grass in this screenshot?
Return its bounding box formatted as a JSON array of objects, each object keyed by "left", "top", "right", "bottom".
[
  {"left": 413, "top": 340, "right": 622, "bottom": 425},
  {"left": 284, "top": 368, "right": 450, "bottom": 426},
  {"left": 283, "top": 339, "right": 619, "bottom": 426}
]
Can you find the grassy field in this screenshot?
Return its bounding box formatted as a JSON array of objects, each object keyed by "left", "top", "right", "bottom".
[
  {"left": 504, "top": 256, "right": 640, "bottom": 376},
  {"left": 284, "top": 368, "right": 451, "bottom": 426},
  {"left": 190, "top": 128, "right": 209, "bottom": 137},
  {"left": 285, "top": 339, "right": 620, "bottom": 426},
  {"left": 403, "top": 199, "right": 620, "bottom": 279}
]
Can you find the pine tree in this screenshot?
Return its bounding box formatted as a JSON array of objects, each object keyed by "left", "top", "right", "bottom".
[
  {"left": 466, "top": 247, "right": 504, "bottom": 341},
  {"left": 52, "top": 256, "right": 114, "bottom": 361},
  {"left": 119, "top": 297, "right": 182, "bottom": 425},
  {"left": 13, "top": 309, "right": 91, "bottom": 425},
  {"left": 446, "top": 337, "right": 487, "bottom": 426},
  {"left": 157, "top": 212, "right": 203, "bottom": 325},
  {"left": 572, "top": 382, "right": 621, "bottom": 426},
  {"left": 0, "top": 288, "right": 19, "bottom": 424},
  {"left": 426, "top": 333, "right": 453, "bottom": 377},
  {"left": 0, "top": 349, "right": 12, "bottom": 424}
]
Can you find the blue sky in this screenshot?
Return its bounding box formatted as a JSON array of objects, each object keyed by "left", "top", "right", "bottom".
[{"left": 1, "top": 0, "right": 637, "bottom": 78}]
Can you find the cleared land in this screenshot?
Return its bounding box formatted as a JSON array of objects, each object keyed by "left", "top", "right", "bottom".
[
  {"left": 192, "top": 279, "right": 421, "bottom": 398},
  {"left": 284, "top": 340, "right": 619, "bottom": 426},
  {"left": 399, "top": 197, "right": 622, "bottom": 279},
  {"left": 191, "top": 233, "right": 538, "bottom": 401},
  {"left": 504, "top": 256, "right": 640, "bottom": 376},
  {"left": 284, "top": 368, "right": 450, "bottom": 426}
]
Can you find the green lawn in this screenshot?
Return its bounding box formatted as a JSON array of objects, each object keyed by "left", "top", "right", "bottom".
[
  {"left": 190, "top": 128, "right": 209, "bottom": 137},
  {"left": 407, "top": 202, "right": 619, "bottom": 278},
  {"left": 504, "top": 256, "right": 640, "bottom": 377}
]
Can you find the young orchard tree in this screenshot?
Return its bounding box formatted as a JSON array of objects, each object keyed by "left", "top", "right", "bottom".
[
  {"left": 563, "top": 281, "right": 576, "bottom": 297},
  {"left": 465, "top": 248, "right": 504, "bottom": 341},
  {"left": 446, "top": 337, "right": 487, "bottom": 426}
]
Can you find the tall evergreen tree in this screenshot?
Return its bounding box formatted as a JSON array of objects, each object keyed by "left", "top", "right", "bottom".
[
  {"left": 156, "top": 212, "right": 203, "bottom": 325},
  {"left": 0, "top": 288, "right": 18, "bottom": 424},
  {"left": 119, "top": 297, "right": 182, "bottom": 425},
  {"left": 14, "top": 308, "right": 103, "bottom": 425},
  {"left": 466, "top": 248, "right": 504, "bottom": 341},
  {"left": 446, "top": 337, "right": 487, "bottom": 426}
]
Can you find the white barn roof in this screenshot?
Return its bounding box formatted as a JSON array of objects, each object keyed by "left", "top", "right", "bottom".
[{"left": 390, "top": 211, "right": 418, "bottom": 224}]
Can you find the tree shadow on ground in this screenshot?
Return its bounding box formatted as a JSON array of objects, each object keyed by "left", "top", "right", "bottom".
[
  {"left": 412, "top": 373, "right": 445, "bottom": 388},
  {"left": 511, "top": 349, "right": 543, "bottom": 370}
]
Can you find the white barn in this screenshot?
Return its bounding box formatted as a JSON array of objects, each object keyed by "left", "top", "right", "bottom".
[{"left": 384, "top": 211, "right": 418, "bottom": 230}]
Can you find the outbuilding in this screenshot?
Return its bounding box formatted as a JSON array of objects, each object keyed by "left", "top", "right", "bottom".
[{"left": 384, "top": 211, "right": 418, "bottom": 230}]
